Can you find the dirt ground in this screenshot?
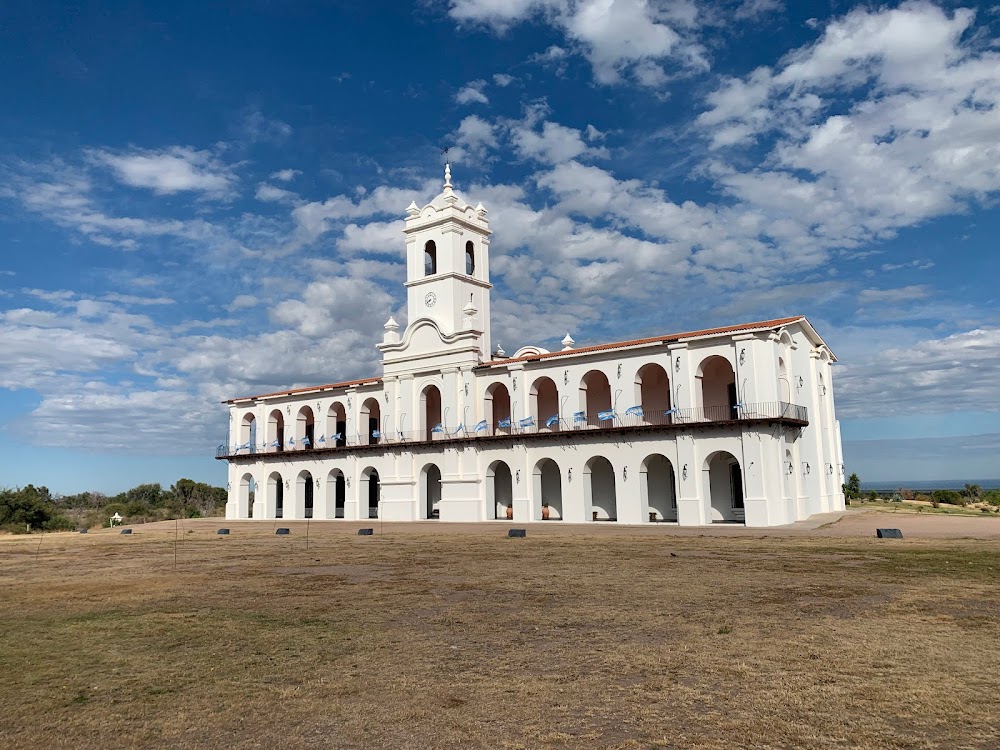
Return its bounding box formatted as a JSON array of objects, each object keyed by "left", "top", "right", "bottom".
[{"left": 1, "top": 513, "right": 999, "bottom": 749}]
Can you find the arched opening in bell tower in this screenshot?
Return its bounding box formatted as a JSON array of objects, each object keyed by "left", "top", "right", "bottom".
[
  {"left": 421, "top": 385, "right": 442, "bottom": 440},
  {"left": 465, "top": 241, "right": 475, "bottom": 275},
  {"left": 424, "top": 240, "right": 437, "bottom": 275}
]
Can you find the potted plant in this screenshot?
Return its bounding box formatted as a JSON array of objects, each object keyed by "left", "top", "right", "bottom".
[
  {"left": 505, "top": 505, "right": 513, "bottom": 519},
  {"left": 542, "top": 502, "right": 550, "bottom": 520}
]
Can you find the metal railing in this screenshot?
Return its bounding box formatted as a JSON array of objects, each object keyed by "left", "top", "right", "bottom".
[{"left": 217, "top": 400, "right": 807, "bottom": 458}]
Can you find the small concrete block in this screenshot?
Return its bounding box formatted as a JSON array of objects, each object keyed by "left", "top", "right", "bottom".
[
  {"left": 876, "top": 528, "right": 903, "bottom": 539},
  {"left": 275, "top": 528, "right": 291, "bottom": 535},
  {"left": 78, "top": 529, "right": 88, "bottom": 534},
  {"left": 120, "top": 529, "right": 132, "bottom": 535},
  {"left": 357, "top": 528, "right": 374, "bottom": 536},
  {"left": 507, "top": 528, "right": 527, "bottom": 538},
  {"left": 217, "top": 528, "right": 230, "bottom": 535}
]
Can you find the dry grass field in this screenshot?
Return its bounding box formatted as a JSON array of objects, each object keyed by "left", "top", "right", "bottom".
[{"left": 2, "top": 517, "right": 999, "bottom": 749}]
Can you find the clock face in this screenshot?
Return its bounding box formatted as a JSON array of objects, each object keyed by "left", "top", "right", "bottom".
[{"left": 424, "top": 292, "right": 437, "bottom": 308}]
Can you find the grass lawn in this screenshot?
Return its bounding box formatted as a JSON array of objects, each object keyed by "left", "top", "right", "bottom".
[{"left": 1, "top": 522, "right": 999, "bottom": 749}]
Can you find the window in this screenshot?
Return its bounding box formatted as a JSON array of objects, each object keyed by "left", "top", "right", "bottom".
[
  {"left": 424, "top": 240, "right": 437, "bottom": 275},
  {"left": 465, "top": 241, "right": 475, "bottom": 275}
]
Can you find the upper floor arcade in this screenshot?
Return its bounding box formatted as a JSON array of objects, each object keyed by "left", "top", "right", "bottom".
[{"left": 218, "top": 316, "right": 833, "bottom": 461}]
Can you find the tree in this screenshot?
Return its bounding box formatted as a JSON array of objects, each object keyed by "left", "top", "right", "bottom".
[
  {"left": 963, "top": 483, "right": 982, "bottom": 500},
  {"left": 0, "top": 485, "right": 73, "bottom": 532},
  {"left": 843, "top": 473, "right": 862, "bottom": 500}
]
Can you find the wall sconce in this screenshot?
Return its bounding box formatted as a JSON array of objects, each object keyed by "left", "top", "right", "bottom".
[
  {"left": 226, "top": 482, "right": 231, "bottom": 491},
  {"left": 563, "top": 370, "right": 568, "bottom": 385},
  {"left": 316, "top": 402, "right": 321, "bottom": 413},
  {"left": 464, "top": 383, "right": 469, "bottom": 396},
  {"left": 786, "top": 462, "right": 794, "bottom": 475},
  {"left": 347, "top": 396, "right": 352, "bottom": 408},
  {"left": 285, "top": 405, "right": 290, "bottom": 415},
  {"left": 739, "top": 348, "right": 746, "bottom": 365},
  {"left": 682, "top": 464, "right": 688, "bottom": 480},
  {"left": 675, "top": 356, "right": 681, "bottom": 372},
  {"left": 284, "top": 479, "right": 290, "bottom": 489},
  {"left": 384, "top": 390, "right": 389, "bottom": 403},
  {"left": 796, "top": 376, "right": 804, "bottom": 388},
  {"left": 315, "top": 478, "right": 320, "bottom": 488},
  {"left": 515, "top": 470, "right": 521, "bottom": 484},
  {"left": 617, "top": 363, "right": 622, "bottom": 378},
  {"left": 802, "top": 462, "right": 811, "bottom": 475},
  {"left": 623, "top": 466, "right": 628, "bottom": 481},
  {"left": 346, "top": 476, "right": 351, "bottom": 487},
  {"left": 512, "top": 379, "right": 517, "bottom": 391},
  {"left": 827, "top": 464, "right": 834, "bottom": 475},
  {"left": 820, "top": 385, "right": 827, "bottom": 396},
  {"left": 568, "top": 468, "right": 572, "bottom": 482},
  {"left": 839, "top": 463, "right": 845, "bottom": 474}
]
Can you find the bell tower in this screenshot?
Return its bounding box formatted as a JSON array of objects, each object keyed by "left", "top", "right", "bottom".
[{"left": 378, "top": 164, "right": 493, "bottom": 373}]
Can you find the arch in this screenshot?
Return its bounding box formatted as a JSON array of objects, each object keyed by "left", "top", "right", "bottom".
[
  {"left": 584, "top": 456, "right": 617, "bottom": 521},
  {"left": 296, "top": 406, "right": 315, "bottom": 450},
  {"left": 530, "top": 376, "right": 560, "bottom": 431},
  {"left": 634, "top": 363, "right": 671, "bottom": 423},
  {"left": 697, "top": 355, "right": 737, "bottom": 420},
  {"left": 533, "top": 458, "right": 563, "bottom": 520},
  {"left": 238, "top": 473, "right": 255, "bottom": 518},
  {"left": 327, "top": 469, "right": 346, "bottom": 519},
  {"left": 326, "top": 402, "right": 347, "bottom": 447},
  {"left": 424, "top": 240, "right": 437, "bottom": 275},
  {"left": 487, "top": 460, "right": 513, "bottom": 520},
  {"left": 641, "top": 454, "right": 676, "bottom": 522},
  {"left": 361, "top": 467, "right": 380, "bottom": 519},
  {"left": 420, "top": 384, "right": 443, "bottom": 440},
  {"left": 239, "top": 413, "right": 257, "bottom": 452},
  {"left": 465, "top": 240, "right": 475, "bottom": 275},
  {"left": 704, "top": 451, "right": 744, "bottom": 523},
  {"left": 420, "top": 463, "right": 442, "bottom": 519},
  {"left": 579, "top": 370, "right": 612, "bottom": 427},
  {"left": 485, "top": 382, "right": 511, "bottom": 433},
  {"left": 267, "top": 471, "right": 284, "bottom": 519},
  {"left": 778, "top": 356, "right": 791, "bottom": 403},
  {"left": 360, "top": 397, "right": 381, "bottom": 445},
  {"left": 266, "top": 409, "right": 285, "bottom": 452},
  {"left": 297, "top": 470, "right": 314, "bottom": 519}
]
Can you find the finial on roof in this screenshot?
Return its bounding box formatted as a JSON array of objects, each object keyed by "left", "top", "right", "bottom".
[
  {"left": 561, "top": 333, "right": 575, "bottom": 351},
  {"left": 494, "top": 343, "right": 505, "bottom": 358},
  {"left": 444, "top": 162, "right": 452, "bottom": 189},
  {"left": 384, "top": 316, "right": 399, "bottom": 331},
  {"left": 406, "top": 201, "right": 419, "bottom": 217}
]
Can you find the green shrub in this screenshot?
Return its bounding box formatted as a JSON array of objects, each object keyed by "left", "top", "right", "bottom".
[{"left": 932, "top": 489, "right": 965, "bottom": 507}]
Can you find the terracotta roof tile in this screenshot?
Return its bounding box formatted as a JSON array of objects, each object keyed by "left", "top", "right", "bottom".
[
  {"left": 223, "top": 316, "right": 810, "bottom": 403},
  {"left": 224, "top": 376, "right": 382, "bottom": 404},
  {"left": 477, "top": 316, "right": 806, "bottom": 368}
]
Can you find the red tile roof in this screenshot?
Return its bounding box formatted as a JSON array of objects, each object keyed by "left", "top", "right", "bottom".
[
  {"left": 224, "top": 376, "right": 382, "bottom": 404},
  {"left": 223, "top": 316, "right": 811, "bottom": 403},
  {"left": 477, "top": 315, "right": 806, "bottom": 368}
]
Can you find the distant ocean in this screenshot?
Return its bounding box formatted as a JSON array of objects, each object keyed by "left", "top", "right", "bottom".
[{"left": 861, "top": 479, "right": 1000, "bottom": 492}]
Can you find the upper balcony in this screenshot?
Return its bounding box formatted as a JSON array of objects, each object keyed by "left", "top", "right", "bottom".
[{"left": 216, "top": 400, "right": 807, "bottom": 460}]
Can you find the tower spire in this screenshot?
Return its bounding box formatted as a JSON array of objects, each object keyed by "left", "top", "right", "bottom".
[{"left": 444, "top": 162, "right": 452, "bottom": 189}]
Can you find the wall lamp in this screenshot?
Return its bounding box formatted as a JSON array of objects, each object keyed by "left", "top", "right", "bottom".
[
  {"left": 284, "top": 479, "right": 290, "bottom": 489},
  {"left": 682, "top": 464, "right": 688, "bottom": 480},
  {"left": 515, "top": 470, "right": 521, "bottom": 484},
  {"left": 786, "top": 462, "right": 794, "bottom": 476},
  {"left": 675, "top": 356, "right": 681, "bottom": 372},
  {"left": 315, "top": 478, "right": 321, "bottom": 488},
  {"left": 623, "top": 466, "right": 628, "bottom": 481},
  {"left": 802, "top": 462, "right": 811, "bottom": 475},
  {"left": 739, "top": 348, "right": 746, "bottom": 365},
  {"left": 346, "top": 476, "right": 351, "bottom": 487},
  {"left": 567, "top": 468, "right": 572, "bottom": 482}
]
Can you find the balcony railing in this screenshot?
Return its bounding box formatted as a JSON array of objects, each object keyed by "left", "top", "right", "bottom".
[{"left": 218, "top": 401, "right": 806, "bottom": 459}]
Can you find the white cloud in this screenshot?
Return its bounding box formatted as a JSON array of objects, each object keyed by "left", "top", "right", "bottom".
[
  {"left": 511, "top": 120, "right": 608, "bottom": 164},
  {"left": 448, "top": 115, "right": 499, "bottom": 163},
  {"left": 256, "top": 183, "right": 299, "bottom": 203},
  {"left": 270, "top": 168, "right": 301, "bottom": 182},
  {"left": 493, "top": 73, "right": 515, "bottom": 86},
  {"left": 449, "top": 0, "right": 706, "bottom": 86},
  {"left": 240, "top": 110, "right": 293, "bottom": 144},
  {"left": 836, "top": 327, "right": 1000, "bottom": 418},
  {"left": 857, "top": 285, "right": 931, "bottom": 306},
  {"left": 456, "top": 79, "right": 490, "bottom": 105},
  {"left": 89, "top": 146, "right": 237, "bottom": 197},
  {"left": 227, "top": 295, "right": 259, "bottom": 311}
]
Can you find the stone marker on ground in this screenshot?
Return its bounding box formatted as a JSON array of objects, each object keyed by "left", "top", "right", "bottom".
[
  {"left": 508, "top": 528, "right": 527, "bottom": 538},
  {"left": 357, "top": 528, "right": 374, "bottom": 536},
  {"left": 876, "top": 528, "right": 903, "bottom": 539},
  {"left": 217, "top": 528, "right": 230, "bottom": 535},
  {"left": 120, "top": 529, "right": 132, "bottom": 535},
  {"left": 275, "top": 528, "right": 290, "bottom": 535}
]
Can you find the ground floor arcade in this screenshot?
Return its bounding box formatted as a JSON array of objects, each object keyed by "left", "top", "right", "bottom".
[{"left": 226, "top": 430, "right": 843, "bottom": 528}]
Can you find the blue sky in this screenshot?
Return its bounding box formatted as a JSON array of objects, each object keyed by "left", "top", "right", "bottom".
[{"left": 1, "top": 0, "right": 998, "bottom": 494}]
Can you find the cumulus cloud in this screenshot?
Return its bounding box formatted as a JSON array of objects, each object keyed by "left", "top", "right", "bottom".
[
  {"left": 449, "top": 0, "right": 707, "bottom": 86},
  {"left": 270, "top": 168, "right": 301, "bottom": 182}
]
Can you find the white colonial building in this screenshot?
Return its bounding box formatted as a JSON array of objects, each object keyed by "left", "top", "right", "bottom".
[{"left": 220, "top": 167, "right": 845, "bottom": 527}]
